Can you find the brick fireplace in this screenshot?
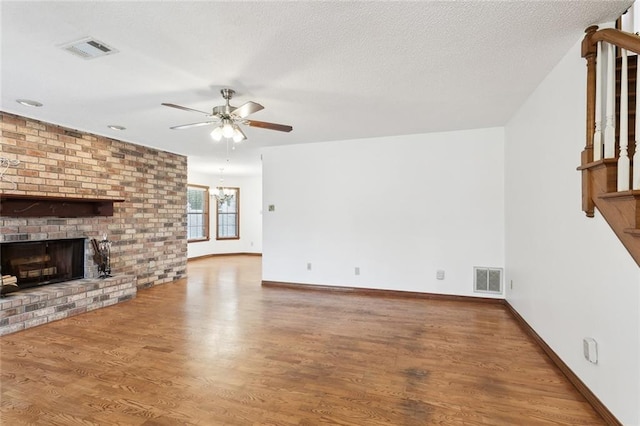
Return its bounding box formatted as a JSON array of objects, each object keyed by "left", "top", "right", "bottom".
[
  {"left": 1, "top": 237, "right": 85, "bottom": 293},
  {"left": 1, "top": 111, "right": 187, "bottom": 286},
  {"left": 0, "top": 111, "right": 188, "bottom": 335},
  {"left": 0, "top": 234, "right": 137, "bottom": 336}
]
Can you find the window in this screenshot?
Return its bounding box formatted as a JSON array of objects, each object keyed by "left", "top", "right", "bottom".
[
  {"left": 187, "top": 185, "right": 209, "bottom": 242},
  {"left": 216, "top": 187, "right": 239, "bottom": 240}
]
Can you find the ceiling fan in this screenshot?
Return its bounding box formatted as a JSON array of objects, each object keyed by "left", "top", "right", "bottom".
[{"left": 162, "top": 88, "right": 292, "bottom": 142}]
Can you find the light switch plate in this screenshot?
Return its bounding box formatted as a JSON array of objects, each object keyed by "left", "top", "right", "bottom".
[{"left": 583, "top": 337, "right": 598, "bottom": 364}]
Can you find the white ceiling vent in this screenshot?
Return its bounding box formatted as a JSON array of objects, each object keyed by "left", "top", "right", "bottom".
[
  {"left": 60, "top": 37, "right": 118, "bottom": 60},
  {"left": 473, "top": 267, "right": 503, "bottom": 294}
]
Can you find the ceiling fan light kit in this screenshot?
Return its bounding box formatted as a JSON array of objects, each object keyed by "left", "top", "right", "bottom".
[
  {"left": 232, "top": 125, "right": 246, "bottom": 143},
  {"left": 210, "top": 122, "right": 245, "bottom": 143},
  {"left": 163, "top": 88, "right": 292, "bottom": 144},
  {"left": 210, "top": 126, "right": 223, "bottom": 141},
  {"left": 221, "top": 119, "right": 235, "bottom": 138}
]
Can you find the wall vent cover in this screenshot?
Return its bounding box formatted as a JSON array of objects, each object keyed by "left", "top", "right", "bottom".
[
  {"left": 60, "top": 37, "right": 118, "bottom": 60},
  {"left": 473, "top": 267, "right": 503, "bottom": 294}
]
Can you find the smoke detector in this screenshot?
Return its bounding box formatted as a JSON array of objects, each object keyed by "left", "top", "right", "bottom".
[{"left": 60, "top": 37, "right": 118, "bottom": 60}]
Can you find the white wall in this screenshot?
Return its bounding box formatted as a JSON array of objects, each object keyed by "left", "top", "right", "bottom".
[
  {"left": 505, "top": 38, "right": 640, "bottom": 425},
  {"left": 187, "top": 169, "right": 262, "bottom": 258},
  {"left": 262, "top": 128, "right": 505, "bottom": 297}
]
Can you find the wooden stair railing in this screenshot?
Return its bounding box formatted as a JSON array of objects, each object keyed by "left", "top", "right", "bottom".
[{"left": 580, "top": 25, "right": 640, "bottom": 266}]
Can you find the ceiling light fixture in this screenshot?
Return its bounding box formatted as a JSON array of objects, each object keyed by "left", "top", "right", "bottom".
[
  {"left": 212, "top": 168, "right": 235, "bottom": 206},
  {"left": 221, "top": 119, "right": 235, "bottom": 138},
  {"left": 210, "top": 121, "right": 247, "bottom": 143},
  {"left": 210, "top": 126, "right": 223, "bottom": 141},
  {"left": 232, "top": 125, "right": 245, "bottom": 143},
  {"left": 16, "top": 99, "right": 43, "bottom": 107},
  {"left": 107, "top": 125, "right": 126, "bottom": 131}
]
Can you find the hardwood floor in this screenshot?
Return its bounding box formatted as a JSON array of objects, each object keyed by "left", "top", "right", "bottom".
[{"left": 1, "top": 255, "right": 605, "bottom": 425}]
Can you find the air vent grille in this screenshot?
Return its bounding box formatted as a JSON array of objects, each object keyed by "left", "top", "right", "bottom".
[
  {"left": 474, "top": 267, "right": 503, "bottom": 294},
  {"left": 60, "top": 37, "right": 118, "bottom": 60}
]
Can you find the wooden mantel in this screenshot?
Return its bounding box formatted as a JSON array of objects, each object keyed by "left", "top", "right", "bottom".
[{"left": 0, "top": 194, "right": 125, "bottom": 218}]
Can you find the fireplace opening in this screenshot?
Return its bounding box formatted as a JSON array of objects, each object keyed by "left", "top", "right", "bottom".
[{"left": 1, "top": 238, "right": 85, "bottom": 293}]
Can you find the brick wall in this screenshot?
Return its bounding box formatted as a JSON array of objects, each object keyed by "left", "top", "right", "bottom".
[{"left": 0, "top": 112, "right": 187, "bottom": 288}]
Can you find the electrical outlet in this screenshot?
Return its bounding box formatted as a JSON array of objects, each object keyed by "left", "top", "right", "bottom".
[
  {"left": 355, "top": 267, "right": 360, "bottom": 276},
  {"left": 436, "top": 270, "right": 445, "bottom": 280},
  {"left": 307, "top": 263, "right": 312, "bottom": 271},
  {"left": 268, "top": 205, "right": 275, "bottom": 212},
  {"left": 510, "top": 280, "right": 513, "bottom": 289}
]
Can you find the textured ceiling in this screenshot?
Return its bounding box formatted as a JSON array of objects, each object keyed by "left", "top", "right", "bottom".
[{"left": 0, "top": 1, "right": 633, "bottom": 176}]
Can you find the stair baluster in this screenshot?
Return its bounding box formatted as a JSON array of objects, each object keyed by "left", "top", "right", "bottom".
[
  {"left": 619, "top": 48, "right": 631, "bottom": 191},
  {"left": 633, "top": 54, "right": 640, "bottom": 190},
  {"left": 604, "top": 42, "right": 617, "bottom": 159},
  {"left": 594, "top": 41, "right": 603, "bottom": 161}
]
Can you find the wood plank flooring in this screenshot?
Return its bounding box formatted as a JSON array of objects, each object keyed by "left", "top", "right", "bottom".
[{"left": 1, "top": 255, "right": 605, "bottom": 425}]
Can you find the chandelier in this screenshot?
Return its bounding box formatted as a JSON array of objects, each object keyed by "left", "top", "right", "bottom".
[{"left": 212, "top": 169, "right": 235, "bottom": 206}]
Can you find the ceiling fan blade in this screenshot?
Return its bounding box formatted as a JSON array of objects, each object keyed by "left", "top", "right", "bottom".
[
  {"left": 231, "top": 101, "right": 264, "bottom": 118},
  {"left": 246, "top": 120, "right": 293, "bottom": 132},
  {"left": 162, "top": 103, "right": 211, "bottom": 115},
  {"left": 170, "top": 121, "right": 216, "bottom": 130}
]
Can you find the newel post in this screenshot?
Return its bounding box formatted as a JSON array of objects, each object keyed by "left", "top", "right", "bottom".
[{"left": 581, "top": 25, "right": 598, "bottom": 217}]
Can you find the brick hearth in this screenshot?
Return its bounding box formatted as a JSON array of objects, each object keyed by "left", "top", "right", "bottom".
[{"left": 0, "top": 275, "right": 136, "bottom": 336}]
